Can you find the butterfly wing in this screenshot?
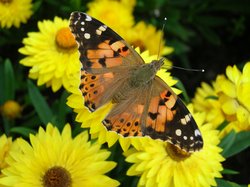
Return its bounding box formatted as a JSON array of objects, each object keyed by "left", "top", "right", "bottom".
[
  {"left": 143, "top": 77, "right": 203, "bottom": 152},
  {"left": 69, "top": 12, "right": 144, "bottom": 73},
  {"left": 103, "top": 85, "right": 151, "bottom": 137},
  {"left": 103, "top": 76, "right": 203, "bottom": 152},
  {"left": 69, "top": 12, "right": 144, "bottom": 111}
]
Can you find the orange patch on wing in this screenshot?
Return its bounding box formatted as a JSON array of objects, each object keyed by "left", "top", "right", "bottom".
[
  {"left": 104, "top": 104, "right": 144, "bottom": 137},
  {"left": 156, "top": 105, "right": 166, "bottom": 132},
  {"left": 160, "top": 90, "right": 176, "bottom": 109},
  {"left": 87, "top": 49, "right": 114, "bottom": 58},
  {"left": 80, "top": 71, "right": 115, "bottom": 111},
  {"left": 105, "top": 57, "right": 122, "bottom": 67},
  {"left": 110, "top": 41, "right": 130, "bottom": 57},
  {"left": 166, "top": 108, "right": 174, "bottom": 121},
  {"left": 98, "top": 42, "right": 111, "bottom": 49}
]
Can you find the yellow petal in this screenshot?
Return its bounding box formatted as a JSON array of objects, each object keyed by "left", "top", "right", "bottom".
[{"left": 221, "top": 99, "right": 238, "bottom": 115}]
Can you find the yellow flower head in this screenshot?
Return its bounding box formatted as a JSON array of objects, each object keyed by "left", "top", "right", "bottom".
[
  {"left": 124, "top": 105, "right": 224, "bottom": 187},
  {"left": 67, "top": 48, "right": 179, "bottom": 151},
  {"left": 87, "top": 0, "right": 134, "bottom": 35},
  {"left": 126, "top": 21, "right": 174, "bottom": 56},
  {"left": 19, "top": 17, "right": 80, "bottom": 92},
  {"left": 0, "top": 0, "right": 32, "bottom": 28},
  {"left": 193, "top": 62, "right": 250, "bottom": 137},
  {"left": 192, "top": 82, "right": 225, "bottom": 128},
  {"left": 0, "top": 135, "right": 12, "bottom": 170},
  {"left": 215, "top": 62, "right": 250, "bottom": 136},
  {"left": 0, "top": 100, "right": 22, "bottom": 119},
  {"left": 0, "top": 123, "right": 119, "bottom": 187}
]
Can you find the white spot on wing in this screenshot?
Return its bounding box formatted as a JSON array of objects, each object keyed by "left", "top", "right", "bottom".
[
  {"left": 180, "top": 118, "right": 186, "bottom": 125},
  {"left": 183, "top": 136, "right": 187, "bottom": 140},
  {"left": 175, "top": 129, "right": 182, "bottom": 136},
  {"left": 81, "top": 27, "right": 85, "bottom": 32},
  {"left": 81, "top": 21, "right": 85, "bottom": 25},
  {"left": 99, "top": 25, "right": 107, "bottom": 31},
  {"left": 190, "top": 136, "right": 194, "bottom": 140},
  {"left": 96, "top": 29, "right": 102, "bottom": 35},
  {"left": 85, "top": 15, "right": 92, "bottom": 21},
  {"left": 84, "top": 33, "right": 91, "bottom": 39},
  {"left": 194, "top": 129, "right": 201, "bottom": 137},
  {"left": 185, "top": 114, "right": 191, "bottom": 122}
]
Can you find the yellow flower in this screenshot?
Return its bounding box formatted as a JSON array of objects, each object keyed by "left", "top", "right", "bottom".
[
  {"left": 193, "top": 62, "right": 250, "bottom": 137},
  {"left": 0, "top": 0, "right": 32, "bottom": 28},
  {"left": 67, "top": 48, "right": 179, "bottom": 151},
  {"left": 90, "top": 0, "right": 136, "bottom": 11},
  {"left": 0, "top": 135, "right": 12, "bottom": 170},
  {"left": 19, "top": 17, "right": 80, "bottom": 92},
  {"left": 126, "top": 21, "right": 174, "bottom": 56},
  {"left": 0, "top": 123, "right": 119, "bottom": 187},
  {"left": 215, "top": 63, "right": 250, "bottom": 136},
  {"left": 87, "top": 0, "right": 134, "bottom": 35},
  {"left": 0, "top": 100, "right": 22, "bottom": 119},
  {"left": 124, "top": 105, "right": 224, "bottom": 187},
  {"left": 86, "top": 0, "right": 173, "bottom": 57},
  {"left": 192, "top": 82, "right": 225, "bottom": 128}
]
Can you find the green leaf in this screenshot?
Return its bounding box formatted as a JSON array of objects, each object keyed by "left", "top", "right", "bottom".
[
  {"left": 221, "top": 168, "right": 239, "bottom": 175},
  {"left": 10, "top": 127, "right": 36, "bottom": 138},
  {"left": 56, "top": 91, "right": 71, "bottom": 130},
  {"left": 217, "top": 120, "right": 229, "bottom": 131},
  {"left": 0, "top": 61, "right": 4, "bottom": 104},
  {"left": 32, "top": 0, "right": 42, "bottom": 13},
  {"left": 205, "top": 95, "right": 218, "bottom": 100},
  {"left": 219, "top": 131, "right": 236, "bottom": 157},
  {"left": 3, "top": 59, "right": 15, "bottom": 101},
  {"left": 219, "top": 130, "right": 250, "bottom": 158},
  {"left": 27, "top": 80, "right": 53, "bottom": 124},
  {"left": 216, "top": 179, "right": 246, "bottom": 187}
]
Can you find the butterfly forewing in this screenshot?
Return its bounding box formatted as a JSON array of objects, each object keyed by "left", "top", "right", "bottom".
[
  {"left": 69, "top": 11, "right": 144, "bottom": 73},
  {"left": 69, "top": 11, "right": 203, "bottom": 153}
]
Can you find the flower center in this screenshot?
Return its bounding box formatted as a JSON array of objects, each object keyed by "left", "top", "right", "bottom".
[
  {"left": 166, "top": 143, "right": 191, "bottom": 161},
  {"left": 43, "top": 166, "right": 72, "bottom": 187},
  {"left": 1, "top": 100, "right": 22, "bottom": 119},
  {"left": 55, "top": 27, "right": 77, "bottom": 50},
  {"left": 0, "top": 0, "right": 12, "bottom": 4},
  {"left": 131, "top": 40, "right": 146, "bottom": 52}
]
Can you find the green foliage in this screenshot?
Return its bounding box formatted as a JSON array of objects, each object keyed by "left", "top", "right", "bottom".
[
  {"left": 216, "top": 179, "right": 247, "bottom": 187},
  {"left": 220, "top": 131, "right": 250, "bottom": 158},
  {"left": 27, "top": 80, "right": 54, "bottom": 125}
]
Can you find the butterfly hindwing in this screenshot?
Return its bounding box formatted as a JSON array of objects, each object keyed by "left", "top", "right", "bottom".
[
  {"left": 142, "top": 77, "right": 203, "bottom": 152},
  {"left": 103, "top": 76, "right": 203, "bottom": 152},
  {"left": 103, "top": 86, "right": 150, "bottom": 137}
]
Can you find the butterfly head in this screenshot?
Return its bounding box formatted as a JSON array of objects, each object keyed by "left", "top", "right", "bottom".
[{"left": 151, "top": 57, "right": 165, "bottom": 72}]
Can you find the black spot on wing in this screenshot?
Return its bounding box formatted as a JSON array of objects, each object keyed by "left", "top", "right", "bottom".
[
  {"left": 148, "top": 112, "right": 159, "bottom": 120},
  {"left": 98, "top": 57, "right": 106, "bottom": 67}
]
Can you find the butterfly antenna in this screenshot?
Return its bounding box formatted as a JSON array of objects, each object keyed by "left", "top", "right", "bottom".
[
  {"left": 157, "top": 17, "right": 167, "bottom": 60},
  {"left": 162, "top": 64, "right": 205, "bottom": 72}
]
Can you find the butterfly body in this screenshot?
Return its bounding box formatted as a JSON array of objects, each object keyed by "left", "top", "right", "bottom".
[
  {"left": 128, "top": 58, "right": 164, "bottom": 88},
  {"left": 70, "top": 12, "right": 203, "bottom": 153}
]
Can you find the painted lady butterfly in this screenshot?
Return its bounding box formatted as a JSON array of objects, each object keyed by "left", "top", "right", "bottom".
[{"left": 69, "top": 12, "right": 203, "bottom": 152}]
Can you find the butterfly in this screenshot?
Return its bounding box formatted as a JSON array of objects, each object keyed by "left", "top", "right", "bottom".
[{"left": 69, "top": 11, "right": 203, "bottom": 153}]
